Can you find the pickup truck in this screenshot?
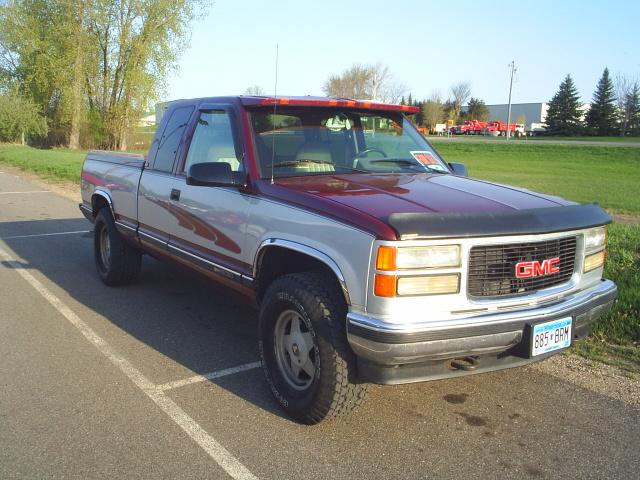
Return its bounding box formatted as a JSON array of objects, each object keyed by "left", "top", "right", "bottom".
[{"left": 80, "top": 96, "right": 617, "bottom": 424}]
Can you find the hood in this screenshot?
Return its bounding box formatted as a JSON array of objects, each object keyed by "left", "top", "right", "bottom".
[
  {"left": 256, "top": 173, "right": 575, "bottom": 240},
  {"left": 274, "top": 173, "right": 571, "bottom": 219}
]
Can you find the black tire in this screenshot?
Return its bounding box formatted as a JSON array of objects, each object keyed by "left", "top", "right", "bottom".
[
  {"left": 258, "top": 271, "right": 368, "bottom": 424},
  {"left": 94, "top": 208, "right": 141, "bottom": 286}
]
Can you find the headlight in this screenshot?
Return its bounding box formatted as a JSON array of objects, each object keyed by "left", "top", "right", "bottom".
[
  {"left": 376, "top": 245, "right": 461, "bottom": 270},
  {"left": 397, "top": 246, "right": 461, "bottom": 269},
  {"left": 584, "top": 227, "right": 606, "bottom": 251}
]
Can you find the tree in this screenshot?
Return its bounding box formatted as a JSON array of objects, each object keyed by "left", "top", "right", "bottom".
[
  {"left": 443, "top": 99, "right": 457, "bottom": 123},
  {"left": 615, "top": 74, "right": 639, "bottom": 136},
  {"left": 322, "top": 63, "right": 407, "bottom": 103},
  {"left": 0, "top": 0, "right": 207, "bottom": 149},
  {"left": 545, "top": 74, "right": 583, "bottom": 135},
  {"left": 422, "top": 91, "right": 444, "bottom": 130},
  {"left": 244, "top": 85, "right": 265, "bottom": 95},
  {"left": 0, "top": 0, "right": 79, "bottom": 145},
  {"left": 449, "top": 82, "right": 471, "bottom": 121},
  {"left": 0, "top": 89, "right": 47, "bottom": 143},
  {"left": 465, "top": 97, "right": 489, "bottom": 122},
  {"left": 626, "top": 82, "right": 640, "bottom": 135},
  {"left": 85, "top": 0, "right": 207, "bottom": 150},
  {"left": 67, "top": 0, "right": 87, "bottom": 149},
  {"left": 585, "top": 68, "right": 617, "bottom": 136}
]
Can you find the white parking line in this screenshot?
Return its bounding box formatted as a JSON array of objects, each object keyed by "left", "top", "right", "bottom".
[
  {"left": 0, "top": 245, "right": 259, "bottom": 480},
  {"left": 1, "top": 230, "right": 91, "bottom": 240},
  {"left": 0, "top": 190, "right": 50, "bottom": 194},
  {"left": 158, "top": 362, "right": 262, "bottom": 391}
]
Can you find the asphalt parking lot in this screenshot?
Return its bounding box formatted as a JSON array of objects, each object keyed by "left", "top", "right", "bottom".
[{"left": 1, "top": 169, "right": 639, "bottom": 479}]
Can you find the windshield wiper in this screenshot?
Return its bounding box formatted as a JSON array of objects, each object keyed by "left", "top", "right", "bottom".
[
  {"left": 370, "top": 158, "right": 418, "bottom": 166},
  {"left": 271, "top": 159, "right": 335, "bottom": 168},
  {"left": 370, "top": 158, "right": 449, "bottom": 174}
]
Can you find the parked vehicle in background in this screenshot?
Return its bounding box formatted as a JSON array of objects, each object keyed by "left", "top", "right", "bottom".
[
  {"left": 79, "top": 95, "right": 617, "bottom": 424},
  {"left": 450, "top": 120, "right": 487, "bottom": 135},
  {"left": 485, "top": 121, "right": 524, "bottom": 136},
  {"left": 449, "top": 120, "right": 525, "bottom": 136},
  {"left": 434, "top": 123, "right": 447, "bottom": 135}
]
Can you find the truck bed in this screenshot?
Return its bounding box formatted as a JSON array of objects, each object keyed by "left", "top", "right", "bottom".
[{"left": 80, "top": 150, "right": 146, "bottom": 225}]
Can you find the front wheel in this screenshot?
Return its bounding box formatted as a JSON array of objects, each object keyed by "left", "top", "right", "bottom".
[
  {"left": 258, "top": 272, "right": 368, "bottom": 424},
  {"left": 94, "top": 208, "right": 141, "bottom": 286}
]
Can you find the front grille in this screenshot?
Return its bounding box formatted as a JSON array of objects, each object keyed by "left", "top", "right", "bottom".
[{"left": 468, "top": 237, "right": 577, "bottom": 297}]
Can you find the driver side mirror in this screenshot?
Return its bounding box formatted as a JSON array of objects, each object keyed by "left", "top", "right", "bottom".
[
  {"left": 448, "top": 162, "right": 468, "bottom": 176},
  {"left": 186, "top": 162, "right": 237, "bottom": 187}
]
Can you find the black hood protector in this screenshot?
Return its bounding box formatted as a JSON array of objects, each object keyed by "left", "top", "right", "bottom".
[{"left": 388, "top": 203, "right": 611, "bottom": 239}]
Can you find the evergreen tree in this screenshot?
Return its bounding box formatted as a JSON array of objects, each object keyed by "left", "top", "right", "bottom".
[
  {"left": 585, "top": 68, "right": 617, "bottom": 136},
  {"left": 545, "top": 74, "right": 583, "bottom": 135},
  {"left": 407, "top": 93, "right": 413, "bottom": 106},
  {"left": 627, "top": 83, "right": 640, "bottom": 135},
  {"left": 466, "top": 97, "right": 490, "bottom": 122}
]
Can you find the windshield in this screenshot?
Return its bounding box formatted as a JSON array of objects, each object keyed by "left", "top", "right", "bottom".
[{"left": 250, "top": 108, "right": 450, "bottom": 178}]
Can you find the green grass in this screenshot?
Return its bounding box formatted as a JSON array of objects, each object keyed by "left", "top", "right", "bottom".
[
  {"left": 516, "top": 136, "right": 640, "bottom": 143},
  {"left": 431, "top": 141, "right": 640, "bottom": 215},
  {"left": 546, "top": 222, "right": 640, "bottom": 372},
  {"left": 426, "top": 135, "right": 640, "bottom": 143},
  {"left": 572, "top": 341, "right": 640, "bottom": 376},
  {"left": 574, "top": 223, "right": 640, "bottom": 372},
  {"left": 594, "top": 224, "right": 640, "bottom": 345},
  {"left": 0, "top": 144, "right": 85, "bottom": 183}
]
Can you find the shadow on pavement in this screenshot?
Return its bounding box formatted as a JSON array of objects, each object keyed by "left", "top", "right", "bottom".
[{"left": 1, "top": 217, "right": 286, "bottom": 420}]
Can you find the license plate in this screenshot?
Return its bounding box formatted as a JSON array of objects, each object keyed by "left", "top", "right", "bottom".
[{"left": 531, "top": 317, "right": 572, "bottom": 357}]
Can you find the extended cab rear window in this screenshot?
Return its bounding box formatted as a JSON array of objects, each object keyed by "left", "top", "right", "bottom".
[
  {"left": 250, "top": 108, "right": 450, "bottom": 179},
  {"left": 153, "top": 106, "right": 194, "bottom": 172}
]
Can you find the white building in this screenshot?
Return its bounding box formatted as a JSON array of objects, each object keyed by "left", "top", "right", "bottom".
[{"left": 483, "top": 102, "right": 590, "bottom": 133}]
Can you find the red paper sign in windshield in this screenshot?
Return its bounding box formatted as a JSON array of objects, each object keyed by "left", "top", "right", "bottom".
[{"left": 410, "top": 151, "right": 438, "bottom": 165}]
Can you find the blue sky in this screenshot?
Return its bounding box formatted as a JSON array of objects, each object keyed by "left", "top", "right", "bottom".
[{"left": 166, "top": 0, "right": 640, "bottom": 105}]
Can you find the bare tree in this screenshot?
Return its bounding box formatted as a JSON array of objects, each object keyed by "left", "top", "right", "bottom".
[
  {"left": 322, "top": 63, "right": 407, "bottom": 103},
  {"left": 422, "top": 91, "right": 444, "bottom": 130},
  {"left": 615, "top": 74, "right": 637, "bottom": 136},
  {"left": 323, "top": 64, "right": 373, "bottom": 100},
  {"left": 450, "top": 82, "right": 472, "bottom": 121},
  {"left": 369, "top": 63, "right": 407, "bottom": 103},
  {"left": 244, "top": 85, "right": 265, "bottom": 95}
]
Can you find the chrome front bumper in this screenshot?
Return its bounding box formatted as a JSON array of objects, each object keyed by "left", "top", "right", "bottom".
[{"left": 347, "top": 279, "right": 617, "bottom": 367}]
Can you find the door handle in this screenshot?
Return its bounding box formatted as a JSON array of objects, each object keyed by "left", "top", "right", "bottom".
[{"left": 170, "top": 188, "right": 181, "bottom": 201}]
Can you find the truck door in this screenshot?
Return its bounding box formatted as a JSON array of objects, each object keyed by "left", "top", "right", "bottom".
[
  {"left": 166, "top": 105, "right": 252, "bottom": 285},
  {"left": 137, "top": 104, "right": 195, "bottom": 255}
]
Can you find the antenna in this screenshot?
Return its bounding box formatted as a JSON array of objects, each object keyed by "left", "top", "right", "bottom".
[
  {"left": 506, "top": 60, "right": 517, "bottom": 141},
  {"left": 270, "top": 44, "right": 279, "bottom": 184}
]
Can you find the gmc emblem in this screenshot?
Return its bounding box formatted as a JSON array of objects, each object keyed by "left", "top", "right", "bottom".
[{"left": 515, "top": 257, "right": 560, "bottom": 278}]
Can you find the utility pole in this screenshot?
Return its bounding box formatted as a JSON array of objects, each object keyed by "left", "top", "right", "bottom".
[{"left": 506, "top": 60, "right": 517, "bottom": 141}]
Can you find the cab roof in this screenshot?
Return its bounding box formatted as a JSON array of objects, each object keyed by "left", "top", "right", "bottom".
[
  {"left": 239, "top": 95, "right": 420, "bottom": 113},
  {"left": 162, "top": 96, "right": 420, "bottom": 114}
]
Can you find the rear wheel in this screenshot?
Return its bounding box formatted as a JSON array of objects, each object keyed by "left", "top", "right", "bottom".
[
  {"left": 258, "top": 272, "right": 368, "bottom": 424},
  {"left": 94, "top": 208, "right": 141, "bottom": 286}
]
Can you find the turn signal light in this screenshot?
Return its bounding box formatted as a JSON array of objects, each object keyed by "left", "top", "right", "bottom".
[{"left": 376, "top": 246, "right": 397, "bottom": 271}]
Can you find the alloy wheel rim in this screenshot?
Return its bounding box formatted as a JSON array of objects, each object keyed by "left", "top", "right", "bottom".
[
  {"left": 99, "top": 226, "right": 111, "bottom": 269},
  {"left": 273, "top": 309, "right": 317, "bottom": 391}
]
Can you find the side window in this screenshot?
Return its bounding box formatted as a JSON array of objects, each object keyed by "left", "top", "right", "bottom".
[
  {"left": 153, "top": 106, "right": 194, "bottom": 172},
  {"left": 183, "top": 110, "right": 241, "bottom": 173}
]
